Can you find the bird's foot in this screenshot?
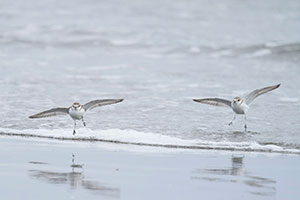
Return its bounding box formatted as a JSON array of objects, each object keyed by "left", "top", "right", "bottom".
[
  {"left": 228, "top": 122, "right": 233, "bottom": 126},
  {"left": 73, "top": 130, "right": 76, "bottom": 135}
]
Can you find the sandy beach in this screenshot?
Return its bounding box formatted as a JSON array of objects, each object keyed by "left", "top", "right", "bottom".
[{"left": 0, "top": 136, "right": 299, "bottom": 200}]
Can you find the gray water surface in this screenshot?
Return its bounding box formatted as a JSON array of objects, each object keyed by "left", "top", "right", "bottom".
[{"left": 0, "top": 0, "right": 300, "bottom": 151}]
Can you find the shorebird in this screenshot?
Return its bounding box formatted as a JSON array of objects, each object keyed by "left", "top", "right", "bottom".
[
  {"left": 193, "top": 84, "right": 280, "bottom": 131},
  {"left": 29, "top": 99, "right": 124, "bottom": 135}
]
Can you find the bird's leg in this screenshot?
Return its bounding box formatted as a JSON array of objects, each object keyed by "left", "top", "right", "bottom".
[
  {"left": 244, "top": 114, "right": 247, "bottom": 132},
  {"left": 82, "top": 118, "right": 86, "bottom": 127},
  {"left": 228, "top": 114, "right": 236, "bottom": 126},
  {"left": 72, "top": 154, "right": 75, "bottom": 172},
  {"left": 73, "top": 121, "right": 76, "bottom": 135}
]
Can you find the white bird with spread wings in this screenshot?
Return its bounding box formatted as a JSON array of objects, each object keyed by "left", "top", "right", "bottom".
[
  {"left": 29, "top": 99, "right": 124, "bottom": 135},
  {"left": 193, "top": 84, "right": 280, "bottom": 131}
]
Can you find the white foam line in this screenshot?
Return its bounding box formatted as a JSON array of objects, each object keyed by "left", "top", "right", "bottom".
[{"left": 0, "top": 128, "right": 299, "bottom": 155}]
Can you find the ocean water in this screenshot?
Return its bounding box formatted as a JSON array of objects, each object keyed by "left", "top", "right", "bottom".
[{"left": 0, "top": 0, "right": 300, "bottom": 153}]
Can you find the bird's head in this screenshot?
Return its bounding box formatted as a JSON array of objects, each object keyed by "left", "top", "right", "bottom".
[
  {"left": 72, "top": 102, "right": 82, "bottom": 110},
  {"left": 233, "top": 97, "right": 243, "bottom": 105}
]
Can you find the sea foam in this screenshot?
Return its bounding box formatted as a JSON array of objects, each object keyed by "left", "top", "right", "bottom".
[{"left": 0, "top": 127, "right": 299, "bottom": 155}]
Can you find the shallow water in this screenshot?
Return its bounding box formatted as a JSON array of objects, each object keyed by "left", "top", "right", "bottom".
[{"left": 0, "top": 0, "right": 300, "bottom": 152}]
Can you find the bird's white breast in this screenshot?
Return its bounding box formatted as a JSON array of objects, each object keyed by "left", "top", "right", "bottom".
[
  {"left": 68, "top": 108, "right": 85, "bottom": 120},
  {"left": 231, "top": 101, "right": 249, "bottom": 114}
]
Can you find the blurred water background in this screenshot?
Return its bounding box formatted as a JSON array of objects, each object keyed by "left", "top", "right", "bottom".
[{"left": 0, "top": 0, "right": 300, "bottom": 152}]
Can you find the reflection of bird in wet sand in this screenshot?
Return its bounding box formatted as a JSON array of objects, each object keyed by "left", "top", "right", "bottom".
[
  {"left": 28, "top": 154, "right": 120, "bottom": 197},
  {"left": 231, "top": 154, "right": 244, "bottom": 176},
  {"left": 193, "top": 84, "right": 280, "bottom": 131},
  {"left": 29, "top": 99, "right": 124, "bottom": 135}
]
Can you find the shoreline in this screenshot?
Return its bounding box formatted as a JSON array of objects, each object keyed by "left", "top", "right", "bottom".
[{"left": 1, "top": 131, "right": 299, "bottom": 155}]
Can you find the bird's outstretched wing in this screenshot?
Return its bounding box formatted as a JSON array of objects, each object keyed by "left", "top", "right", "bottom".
[
  {"left": 83, "top": 99, "right": 124, "bottom": 111},
  {"left": 29, "top": 108, "right": 69, "bottom": 118},
  {"left": 193, "top": 98, "right": 232, "bottom": 108},
  {"left": 245, "top": 84, "right": 280, "bottom": 105}
]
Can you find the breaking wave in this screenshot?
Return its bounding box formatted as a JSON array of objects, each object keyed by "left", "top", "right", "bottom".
[
  {"left": 0, "top": 128, "right": 299, "bottom": 155},
  {"left": 1, "top": 30, "right": 299, "bottom": 58}
]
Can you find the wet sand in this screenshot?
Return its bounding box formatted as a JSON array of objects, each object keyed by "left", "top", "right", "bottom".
[{"left": 0, "top": 137, "right": 299, "bottom": 200}]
